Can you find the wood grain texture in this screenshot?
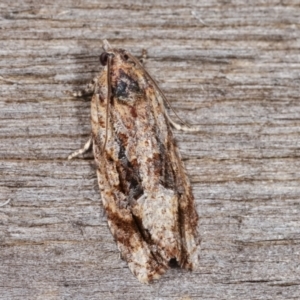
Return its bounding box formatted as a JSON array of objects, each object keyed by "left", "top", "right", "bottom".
[{"left": 1, "top": 0, "right": 300, "bottom": 299}]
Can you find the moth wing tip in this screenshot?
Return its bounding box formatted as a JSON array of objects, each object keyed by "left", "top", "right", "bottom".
[{"left": 133, "top": 262, "right": 168, "bottom": 284}]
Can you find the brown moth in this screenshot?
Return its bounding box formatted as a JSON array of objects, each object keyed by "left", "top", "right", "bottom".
[{"left": 69, "top": 40, "right": 200, "bottom": 283}]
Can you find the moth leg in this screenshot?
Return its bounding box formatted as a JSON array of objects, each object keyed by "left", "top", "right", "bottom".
[
  {"left": 165, "top": 110, "right": 201, "bottom": 132},
  {"left": 139, "top": 49, "right": 148, "bottom": 65},
  {"left": 66, "top": 77, "right": 98, "bottom": 98},
  {"left": 68, "top": 136, "right": 93, "bottom": 160}
]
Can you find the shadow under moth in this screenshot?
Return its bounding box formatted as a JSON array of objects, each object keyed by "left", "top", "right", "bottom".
[{"left": 69, "top": 40, "right": 200, "bottom": 283}]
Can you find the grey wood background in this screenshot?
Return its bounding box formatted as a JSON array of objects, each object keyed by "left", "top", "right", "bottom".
[{"left": 1, "top": 0, "right": 300, "bottom": 299}]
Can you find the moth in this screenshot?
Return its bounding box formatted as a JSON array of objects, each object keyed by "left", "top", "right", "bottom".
[{"left": 69, "top": 40, "right": 200, "bottom": 283}]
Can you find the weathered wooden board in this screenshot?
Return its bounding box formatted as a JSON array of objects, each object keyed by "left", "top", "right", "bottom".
[{"left": 1, "top": 1, "right": 300, "bottom": 299}]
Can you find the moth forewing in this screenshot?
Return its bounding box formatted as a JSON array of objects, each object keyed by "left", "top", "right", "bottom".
[{"left": 69, "top": 41, "right": 200, "bottom": 283}]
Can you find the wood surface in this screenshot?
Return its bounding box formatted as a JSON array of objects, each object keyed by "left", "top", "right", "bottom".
[{"left": 1, "top": 1, "right": 300, "bottom": 299}]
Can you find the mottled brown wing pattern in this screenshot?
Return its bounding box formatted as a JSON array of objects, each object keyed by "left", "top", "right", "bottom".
[{"left": 70, "top": 41, "right": 199, "bottom": 283}]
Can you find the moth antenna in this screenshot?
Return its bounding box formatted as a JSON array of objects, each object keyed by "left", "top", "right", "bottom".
[
  {"left": 103, "top": 40, "right": 112, "bottom": 51},
  {"left": 126, "top": 52, "right": 189, "bottom": 127},
  {"left": 102, "top": 54, "right": 113, "bottom": 152}
]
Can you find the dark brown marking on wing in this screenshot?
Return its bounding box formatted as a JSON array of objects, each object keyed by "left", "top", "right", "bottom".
[
  {"left": 104, "top": 206, "right": 138, "bottom": 249},
  {"left": 130, "top": 106, "right": 138, "bottom": 118},
  {"left": 151, "top": 153, "right": 161, "bottom": 177},
  {"left": 152, "top": 136, "right": 177, "bottom": 190},
  {"left": 116, "top": 140, "right": 144, "bottom": 201},
  {"left": 113, "top": 69, "right": 141, "bottom": 100},
  {"left": 118, "top": 133, "right": 128, "bottom": 147}
]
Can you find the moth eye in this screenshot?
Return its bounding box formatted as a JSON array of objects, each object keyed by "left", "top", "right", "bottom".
[
  {"left": 123, "top": 53, "right": 136, "bottom": 66},
  {"left": 100, "top": 52, "right": 109, "bottom": 66}
]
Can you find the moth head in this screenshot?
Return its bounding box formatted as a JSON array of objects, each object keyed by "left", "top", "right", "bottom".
[
  {"left": 99, "top": 41, "right": 143, "bottom": 103},
  {"left": 101, "top": 40, "right": 137, "bottom": 67},
  {"left": 100, "top": 50, "right": 134, "bottom": 67}
]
